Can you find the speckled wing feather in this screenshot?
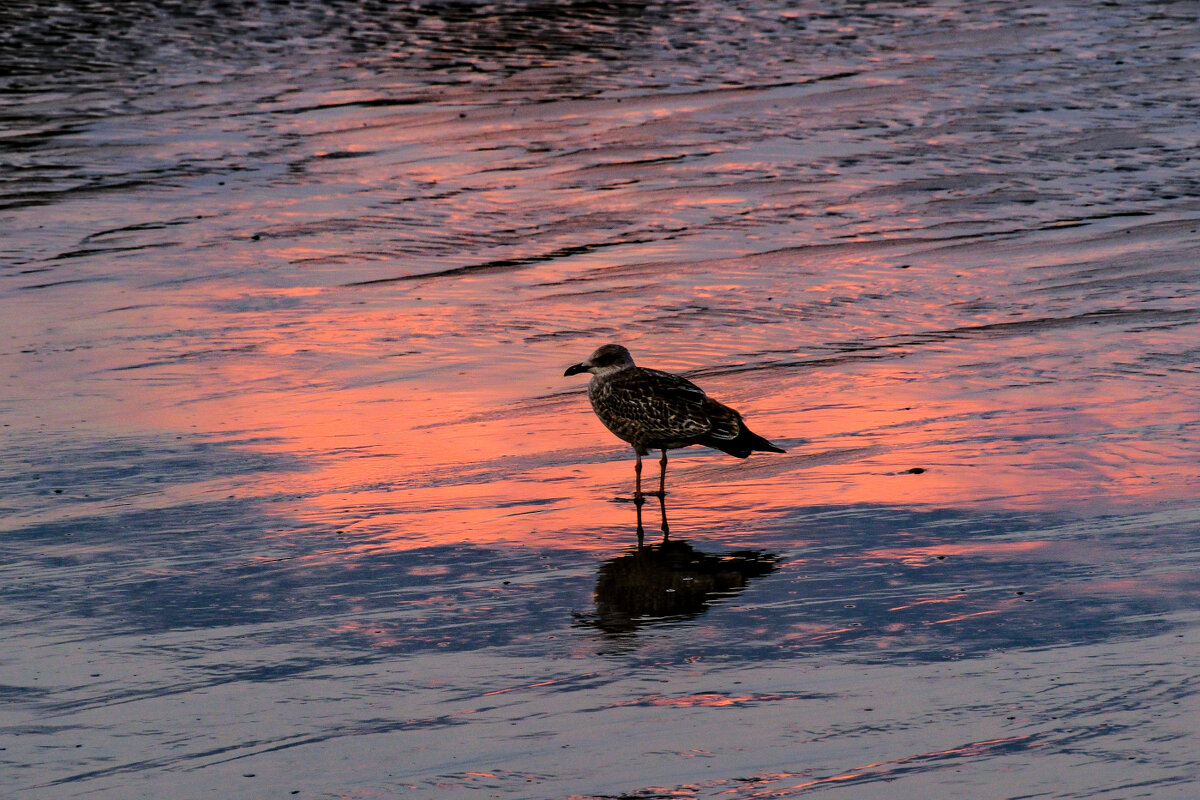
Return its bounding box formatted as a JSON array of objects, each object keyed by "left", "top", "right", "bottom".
[
  {"left": 699, "top": 396, "right": 743, "bottom": 442},
  {"left": 589, "top": 367, "right": 740, "bottom": 450}
]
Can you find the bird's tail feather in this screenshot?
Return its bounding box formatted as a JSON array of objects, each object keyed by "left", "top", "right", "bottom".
[{"left": 701, "top": 425, "right": 786, "bottom": 459}]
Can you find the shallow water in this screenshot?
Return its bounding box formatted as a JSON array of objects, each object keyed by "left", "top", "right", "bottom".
[{"left": 3, "top": 2, "right": 1200, "bottom": 798}]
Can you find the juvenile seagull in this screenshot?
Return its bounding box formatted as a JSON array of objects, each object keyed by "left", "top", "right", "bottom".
[{"left": 565, "top": 344, "right": 785, "bottom": 499}]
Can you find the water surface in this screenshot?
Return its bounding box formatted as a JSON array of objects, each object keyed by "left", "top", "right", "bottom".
[{"left": 3, "top": 2, "right": 1200, "bottom": 798}]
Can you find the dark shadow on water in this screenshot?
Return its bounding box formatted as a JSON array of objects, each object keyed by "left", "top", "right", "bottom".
[{"left": 577, "top": 538, "right": 782, "bottom": 636}]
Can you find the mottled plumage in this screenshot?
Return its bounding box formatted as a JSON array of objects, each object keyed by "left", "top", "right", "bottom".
[{"left": 564, "top": 344, "right": 785, "bottom": 498}]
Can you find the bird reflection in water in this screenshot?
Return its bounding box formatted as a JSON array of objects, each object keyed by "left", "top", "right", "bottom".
[
  {"left": 582, "top": 538, "right": 781, "bottom": 636},
  {"left": 633, "top": 490, "right": 670, "bottom": 544}
]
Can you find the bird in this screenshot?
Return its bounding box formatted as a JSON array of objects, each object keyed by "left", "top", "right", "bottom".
[{"left": 564, "top": 344, "right": 785, "bottom": 500}]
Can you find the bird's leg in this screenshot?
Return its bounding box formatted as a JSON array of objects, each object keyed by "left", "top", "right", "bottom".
[
  {"left": 658, "top": 449, "right": 668, "bottom": 498},
  {"left": 634, "top": 451, "right": 644, "bottom": 504},
  {"left": 658, "top": 491, "right": 669, "bottom": 540},
  {"left": 635, "top": 498, "right": 645, "bottom": 546}
]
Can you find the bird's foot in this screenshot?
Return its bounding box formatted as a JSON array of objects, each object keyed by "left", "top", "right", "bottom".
[{"left": 614, "top": 491, "right": 664, "bottom": 504}]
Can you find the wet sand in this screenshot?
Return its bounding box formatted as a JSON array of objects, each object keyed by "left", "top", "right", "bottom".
[{"left": 3, "top": 2, "right": 1200, "bottom": 798}]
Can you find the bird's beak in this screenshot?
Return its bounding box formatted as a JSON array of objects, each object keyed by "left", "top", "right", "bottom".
[{"left": 564, "top": 362, "right": 588, "bottom": 377}]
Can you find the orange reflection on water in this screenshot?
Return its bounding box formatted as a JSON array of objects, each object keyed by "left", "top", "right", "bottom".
[
  {"left": 741, "top": 735, "right": 1034, "bottom": 797},
  {"left": 65, "top": 202, "right": 1199, "bottom": 558},
  {"left": 862, "top": 541, "right": 1048, "bottom": 568},
  {"left": 119, "top": 292, "right": 1197, "bottom": 555},
  {"left": 628, "top": 693, "right": 755, "bottom": 708},
  {"left": 888, "top": 594, "right": 967, "bottom": 612},
  {"left": 926, "top": 609, "right": 1003, "bottom": 626},
  {"left": 618, "top": 692, "right": 815, "bottom": 709}
]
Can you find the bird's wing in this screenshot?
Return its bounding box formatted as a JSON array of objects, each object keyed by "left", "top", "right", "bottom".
[
  {"left": 699, "top": 396, "right": 743, "bottom": 442},
  {"left": 595, "top": 368, "right": 724, "bottom": 440}
]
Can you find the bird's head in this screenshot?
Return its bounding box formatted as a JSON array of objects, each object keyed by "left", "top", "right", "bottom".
[{"left": 564, "top": 343, "right": 636, "bottom": 377}]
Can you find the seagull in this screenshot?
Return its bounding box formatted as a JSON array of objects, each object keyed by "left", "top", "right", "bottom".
[{"left": 564, "top": 344, "right": 785, "bottom": 499}]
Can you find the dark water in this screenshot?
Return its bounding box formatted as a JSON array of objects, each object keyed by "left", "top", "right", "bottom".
[{"left": 3, "top": 2, "right": 1200, "bottom": 798}]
